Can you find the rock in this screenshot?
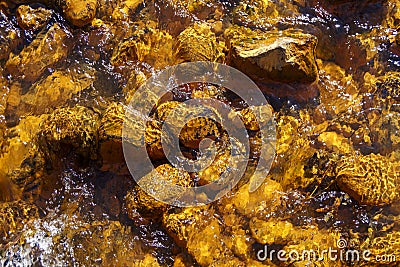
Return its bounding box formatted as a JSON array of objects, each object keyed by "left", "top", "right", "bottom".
[
  {"left": 0, "top": 72, "right": 7, "bottom": 118},
  {"left": 336, "top": 153, "right": 400, "bottom": 206},
  {"left": 317, "top": 131, "right": 353, "bottom": 154},
  {"left": 226, "top": 26, "right": 318, "bottom": 84},
  {"left": 154, "top": 0, "right": 222, "bottom": 36},
  {"left": 0, "top": 10, "right": 23, "bottom": 61},
  {"left": 17, "top": 66, "right": 95, "bottom": 116},
  {"left": 175, "top": 23, "right": 225, "bottom": 62},
  {"left": 367, "top": 231, "right": 400, "bottom": 265},
  {"left": 37, "top": 105, "right": 99, "bottom": 168},
  {"left": 364, "top": 72, "right": 400, "bottom": 113},
  {"left": 163, "top": 206, "right": 250, "bottom": 266},
  {"left": 232, "top": 0, "right": 299, "bottom": 29},
  {"left": 186, "top": 219, "right": 246, "bottom": 266},
  {"left": 0, "top": 214, "right": 160, "bottom": 266},
  {"left": 0, "top": 115, "right": 46, "bottom": 175},
  {"left": 5, "top": 23, "right": 72, "bottom": 82},
  {"left": 16, "top": 5, "right": 52, "bottom": 31},
  {"left": 0, "top": 112, "right": 48, "bottom": 202},
  {"left": 0, "top": 200, "right": 38, "bottom": 245},
  {"left": 159, "top": 102, "right": 223, "bottom": 149},
  {"left": 125, "top": 164, "right": 193, "bottom": 217},
  {"left": 317, "top": 60, "right": 362, "bottom": 117},
  {"left": 363, "top": 72, "right": 400, "bottom": 155},
  {"left": 250, "top": 218, "right": 294, "bottom": 244},
  {"left": 99, "top": 102, "right": 127, "bottom": 173},
  {"left": 273, "top": 114, "right": 318, "bottom": 190},
  {"left": 61, "top": 0, "right": 97, "bottom": 27},
  {"left": 111, "top": 27, "right": 176, "bottom": 70},
  {"left": 250, "top": 217, "right": 342, "bottom": 265},
  {"left": 196, "top": 140, "right": 231, "bottom": 185},
  {"left": 110, "top": 0, "right": 143, "bottom": 21}
]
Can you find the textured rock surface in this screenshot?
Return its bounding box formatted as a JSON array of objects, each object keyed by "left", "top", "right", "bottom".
[
  {"left": 5, "top": 23, "right": 72, "bottom": 82},
  {"left": 0, "top": 10, "right": 23, "bottom": 61},
  {"left": 226, "top": 26, "right": 318, "bottom": 84},
  {"left": 16, "top": 5, "right": 52, "bottom": 31},
  {"left": 111, "top": 27, "right": 176, "bottom": 70},
  {"left": 62, "top": 0, "right": 97, "bottom": 27},
  {"left": 176, "top": 23, "right": 225, "bottom": 62},
  {"left": 17, "top": 67, "right": 95, "bottom": 116},
  {"left": 37, "top": 105, "right": 99, "bottom": 167},
  {"left": 125, "top": 164, "right": 193, "bottom": 216},
  {"left": 0, "top": 200, "right": 38, "bottom": 244},
  {"left": 336, "top": 153, "right": 400, "bottom": 206}
]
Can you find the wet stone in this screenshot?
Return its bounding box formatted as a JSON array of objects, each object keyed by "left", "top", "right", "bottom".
[
  {"left": 111, "top": 27, "right": 176, "bottom": 70},
  {"left": 175, "top": 23, "right": 225, "bottom": 63},
  {"left": 226, "top": 26, "right": 318, "bottom": 84},
  {"left": 37, "top": 105, "right": 99, "bottom": 167},
  {"left": 336, "top": 153, "right": 400, "bottom": 206},
  {"left": 18, "top": 66, "right": 95, "bottom": 116},
  {"left": 125, "top": 164, "right": 193, "bottom": 217},
  {"left": 0, "top": 10, "right": 23, "bottom": 62},
  {"left": 5, "top": 23, "right": 72, "bottom": 82},
  {"left": 99, "top": 102, "right": 126, "bottom": 173},
  {"left": 62, "top": 0, "right": 97, "bottom": 27},
  {"left": 16, "top": 5, "right": 52, "bottom": 31},
  {"left": 0, "top": 200, "right": 38, "bottom": 245}
]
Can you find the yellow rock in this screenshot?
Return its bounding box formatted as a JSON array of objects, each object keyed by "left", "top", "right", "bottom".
[
  {"left": 5, "top": 24, "right": 72, "bottom": 82},
  {"left": 317, "top": 60, "right": 362, "bottom": 117},
  {"left": 176, "top": 23, "right": 225, "bottom": 62},
  {"left": 250, "top": 218, "right": 295, "bottom": 244},
  {"left": 226, "top": 26, "right": 318, "bottom": 84},
  {"left": 63, "top": 0, "right": 97, "bottom": 27},
  {"left": 19, "top": 67, "right": 95, "bottom": 116},
  {"left": 112, "top": 27, "right": 176, "bottom": 70},
  {"left": 37, "top": 105, "right": 99, "bottom": 166},
  {"left": 0, "top": 115, "right": 46, "bottom": 175},
  {"left": 317, "top": 131, "right": 352, "bottom": 154},
  {"left": 125, "top": 164, "right": 193, "bottom": 216},
  {"left": 0, "top": 200, "right": 38, "bottom": 244},
  {"left": 336, "top": 153, "right": 400, "bottom": 206},
  {"left": 16, "top": 5, "right": 52, "bottom": 31},
  {"left": 112, "top": 0, "right": 143, "bottom": 21},
  {"left": 221, "top": 178, "right": 283, "bottom": 218},
  {"left": 274, "top": 114, "right": 317, "bottom": 190}
]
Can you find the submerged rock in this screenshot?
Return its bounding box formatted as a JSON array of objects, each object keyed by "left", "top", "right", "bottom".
[
  {"left": 232, "top": 0, "right": 300, "bottom": 29},
  {"left": 37, "top": 105, "right": 99, "bottom": 167},
  {"left": 0, "top": 200, "right": 38, "bottom": 245},
  {"left": 18, "top": 66, "right": 95, "bottom": 116},
  {"left": 317, "top": 60, "right": 362, "bottom": 117},
  {"left": 0, "top": 10, "right": 23, "bottom": 61},
  {"left": 163, "top": 206, "right": 252, "bottom": 266},
  {"left": 61, "top": 0, "right": 97, "bottom": 27},
  {"left": 99, "top": 102, "right": 127, "bottom": 173},
  {"left": 364, "top": 72, "right": 400, "bottom": 155},
  {"left": 175, "top": 23, "right": 225, "bottom": 63},
  {"left": 226, "top": 26, "right": 318, "bottom": 84},
  {"left": 16, "top": 5, "right": 52, "bottom": 31},
  {"left": 111, "top": 27, "right": 176, "bottom": 70},
  {"left": 366, "top": 231, "right": 400, "bottom": 265},
  {"left": 0, "top": 116, "right": 47, "bottom": 202},
  {"left": 125, "top": 164, "right": 193, "bottom": 217},
  {"left": 336, "top": 153, "right": 400, "bottom": 206},
  {"left": 5, "top": 23, "right": 72, "bottom": 82}
]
